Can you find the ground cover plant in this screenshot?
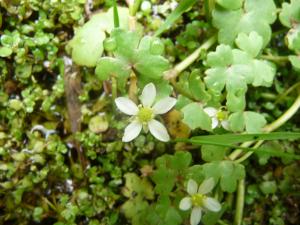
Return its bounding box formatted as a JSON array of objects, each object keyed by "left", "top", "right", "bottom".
[{"left": 1, "top": 0, "right": 300, "bottom": 224}]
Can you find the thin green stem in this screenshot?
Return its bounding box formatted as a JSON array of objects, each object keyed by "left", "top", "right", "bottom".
[
  {"left": 274, "top": 82, "right": 300, "bottom": 105},
  {"left": 260, "top": 54, "right": 289, "bottom": 63},
  {"left": 229, "top": 93, "right": 300, "bottom": 161},
  {"left": 113, "top": 0, "right": 120, "bottom": 28},
  {"left": 233, "top": 179, "right": 245, "bottom": 225},
  {"left": 164, "top": 35, "right": 217, "bottom": 80},
  {"left": 129, "top": 0, "right": 142, "bottom": 16},
  {"left": 111, "top": 77, "right": 117, "bottom": 100}
]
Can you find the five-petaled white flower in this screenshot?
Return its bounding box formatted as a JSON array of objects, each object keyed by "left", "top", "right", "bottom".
[
  {"left": 115, "top": 83, "right": 177, "bottom": 142},
  {"left": 203, "top": 107, "right": 229, "bottom": 130},
  {"left": 179, "top": 178, "right": 221, "bottom": 225}
]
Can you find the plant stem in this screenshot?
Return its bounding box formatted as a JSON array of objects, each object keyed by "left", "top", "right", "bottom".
[
  {"left": 164, "top": 35, "right": 217, "bottom": 80},
  {"left": 233, "top": 179, "right": 245, "bottom": 225},
  {"left": 111, "top": 77, "right": 117, "bottom": 100},
  {"left": 229, "top": 93, "right": 300, "bottom": 161},
  {"left": 260, "top": 54, "right": 289, "bottom": 63}
]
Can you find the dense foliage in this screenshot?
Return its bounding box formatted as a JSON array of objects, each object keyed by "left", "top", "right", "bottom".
[{"left": 0, "top": 0, "right": 300, "bottom": 225}]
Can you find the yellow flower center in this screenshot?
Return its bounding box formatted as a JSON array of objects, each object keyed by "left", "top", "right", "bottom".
[
  {"left": 191, "top": 193, "right": 206, "bottom": 207},
  {"left": 216, "top": 111, "right": 227, "bottom": 121},
  {"left": 137, "top": 107, "right": 153, "bottom": 123}
]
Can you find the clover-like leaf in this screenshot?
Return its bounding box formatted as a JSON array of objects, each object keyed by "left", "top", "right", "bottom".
[
  {"left": 228, "top": 111, "right": 266, "bottom": 133},
  {"left": 216, "top": 0, "right": 243, "bottom": 10},
  {"left": 203, "top": 161, "right": 245, "bottom": 193},
  {"left": 95, "top": 29, "right": 170, "bottom": 87},
  {"left": 235, "top": 32, "right": 263, "bottom": 57},
  {"left": 205, "top": 45, "right": 252, "bottom": 111},
  {"left": 204, "top": 44, "right": 276, "bottom": 111},
  {"left": 181, "top": 103, "right": 212, "bottom": 131},
  {"left": 213, "top": 0, "right": 277, "bottom": 46}
]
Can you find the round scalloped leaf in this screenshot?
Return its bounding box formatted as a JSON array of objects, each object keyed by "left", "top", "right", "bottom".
[
  {"left": 235, "top": 32, "right": 263, "bottom": 57},
  {"left": 134, "top": 50, "right": 170, "bottom": 80},
  {"left": 213, "top": 0, "right": 276, "bottom": 46},
  {"left": 216, "top": 0, "right": 243, "bottom": 10},
  {"left": 67, "top": 16, "right": 106, "bottom": 67},
  {"left": 67, "top": 7, "right": 129, "bottom": 67},
  {"left": 279, "top": 0, "right": 300, "bottom": 28},
  {"left": 229, "top": 111, "right": 266, "bottom": 133}
]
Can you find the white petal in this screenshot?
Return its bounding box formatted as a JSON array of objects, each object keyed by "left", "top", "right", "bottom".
[
  {"left": 140, "top": 83, "right": 156, "bottom": 107},
  {"left": 187, "top": 179, "right": 198, "bottom": 195},
  {"left": 190, "top": 207, "right": 202, "bottom": 225},
  {"left": 204, "top": 107, "right": 217, "bottom": 117},
  {"left": 211, "top": 117, "right": 219, "bottom": 129},
  {"left": 122, "top": 121, "right": 142, "bottom": 142},
  {"left": 152, "top": 97, "right": 177, "bottom": 114},
  {"left": 203, "top": 197, "right": 221, "bottom": 212},
  {"left": 221, "top": 120, "right": 230, "bottom": 130},
  {"left": 179, "top": 197, "right": 192, "bottom": 211},
  {"left": 148, "top": 119, "right": 170, "bottom": 142},
  {"left": 198, "top": 178, "right": 215, "bottom": 195},
  {"left": 115, "top": 97, "right": 139, "bottom": 115}
]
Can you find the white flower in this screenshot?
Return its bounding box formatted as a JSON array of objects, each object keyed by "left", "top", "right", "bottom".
[
  {"left": 115, "top": 83, "right": 177, "bottom": 142},
  {"left": 203, "top": 107, "right": 229, "bottom": 130},
  {"left": 179, "top": 178, "right": 221, "bottom": 225}
]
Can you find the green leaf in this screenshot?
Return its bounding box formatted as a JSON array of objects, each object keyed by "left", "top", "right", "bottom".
[
  {"left": 111, "top": 29, "right": 141, "bottom": 60},
  {"left": 235, "top": 32, "right": 263, "bottom": 57},
  {"left": 203, "top": 161, "right": 245, "bottom": 192},
  {"left": 0, "top": 46, "right": 12, "bottom": 57},
  {"left": 279, "top": 0, "right": 300, "bottom": 28},
  {"left": 286, "top": 25, "right": 300, "bottom": 51},
  {"left": 67, "top": 18, "right": 106, "bottom": 67},
  {"left": 155, "top": 0, "right": 198, "bottom": 36},
  {"left": 181, "top": 103, "right": 212, "bottom": 131},
  {"left": 134, "top": 50, "right": 170, "bottom": 79},
  {"left": 212, "top": 0, "right": 277, "bottom": 46},
  {"left": 123, "top": 173, "right": 154, "bottom": 200},
  {"left": 121, "top": 197, "right": 149, "bottom": 225},
  {"left": 188, "top": 70, "right": 211, "bottom": 102},
  {"left": 201, "top": 145, "right": 226, "bottom": 162},
  {"left": 259, "top": 181, "right": 277, "bottom": 194},
  {"left": 229, "top": 111, "right": 266, "bottom": 133},
  {"left": 216, "top": 0, "right": 243, "bottom": 10},
  {"left": 251, "top": 60, "right": 276, "bottom": 87},
  {"left": 96, "top": 29, "right": 170, "bottom": 84},
  {"left": 289, "top": 55, "right": 300, "bottom": 70},
  {"left": 169, "top": 151, "right": 192, "bottom": 170}
]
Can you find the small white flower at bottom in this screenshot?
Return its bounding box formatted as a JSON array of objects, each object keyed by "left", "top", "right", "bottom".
[
  {"left": 115, "top": 83, "right": 177, "bottom": 142},
  {"left": 179, "top": 178, "right": 221, "bottom": 225},
  {"left": 203, "top": 107, "right": 229, "bottom": 130}
]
